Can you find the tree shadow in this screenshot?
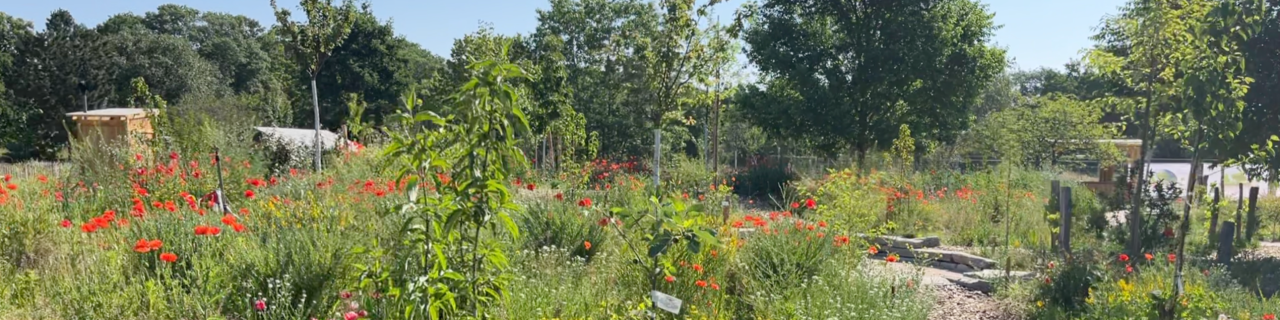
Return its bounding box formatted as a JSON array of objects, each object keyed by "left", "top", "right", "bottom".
[{"left": 1226, "top": 251, "right": 1280, "bottom": 298}]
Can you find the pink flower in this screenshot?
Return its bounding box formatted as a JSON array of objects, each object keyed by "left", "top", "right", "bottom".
[
  {"left": 254, "top": 299, "right": 266, "bottom": 311},
  {"left": 345, "top": 312, "right": 360, "bottom": 320}
]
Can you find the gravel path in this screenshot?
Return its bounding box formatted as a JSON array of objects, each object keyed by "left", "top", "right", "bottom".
[
  {"left": 927, "top": 284, "right": 1023, "bottom": 320},
  {"left": 873, "top": 258, "right": 1024, "bottom": 320}
]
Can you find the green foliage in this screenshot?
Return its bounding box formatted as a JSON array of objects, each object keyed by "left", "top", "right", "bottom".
[
  {"left": 964, "top": 94, "right": 1123, "bottom": 169},
  {"left": 737, "top": 0, "right": 1006, "bottom": 157},
  {"left": 730, "top": 159, "right": 796, "bottom": 201},
  {"left": 384, "top": 53, "right": 532, "bottom": 318}
]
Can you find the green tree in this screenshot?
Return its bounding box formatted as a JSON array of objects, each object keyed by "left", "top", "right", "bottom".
[
  {"left": 737, "top": 0, "right": 1005, "bottom": 162},
  {"left": 271, "top": 0, "right": 358, "bottom": 172},
  {"left": 2, "top": 10, "right": 114, "bottom": 160},
  {"left": 965, "top": 94, "right": 1123, "bottom": 169}
]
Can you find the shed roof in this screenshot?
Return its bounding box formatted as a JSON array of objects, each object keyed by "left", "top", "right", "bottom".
[
  {"left": 67, "top": 108, "right": 158, "bottom": 119},
  {"left": 253, "top": 127, "right": 341, "bottom": 150}
]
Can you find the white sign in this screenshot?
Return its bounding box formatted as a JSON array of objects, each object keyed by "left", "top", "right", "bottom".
[{"left": 650, "top": 290, "right": 682, "bottom": 314}]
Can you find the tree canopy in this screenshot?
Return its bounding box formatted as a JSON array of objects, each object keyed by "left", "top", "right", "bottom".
[{"left": 735, "top": 0, "right": 1006, "bottom": 159}]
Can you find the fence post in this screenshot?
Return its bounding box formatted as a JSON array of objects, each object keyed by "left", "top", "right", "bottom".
[
  {"left": 1246, "top": 187, "right": 1260, "bottom": 242},
  {"left": 1208, "top": 186, "right": 1221, "bottom": 239},
  {"left": 1059, "top": 186, "right": 1073, "bottom": 258},
  {"left": 1236, "top": 184, "right": 1244, "bottom": 238},
  {"left": 1218, "top": 220, "right": 1236, "bottom": 265}
]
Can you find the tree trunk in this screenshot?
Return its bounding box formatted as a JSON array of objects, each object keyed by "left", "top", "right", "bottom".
[
  {"left": 1174, "top": 128, "right": 1204, "bottom": 296},
  {"left": 1128, "top": 91, "right": 1155, "bottom": 258},
  {"left": 311, "top": 78, "right": 323, "bottom": 172}
]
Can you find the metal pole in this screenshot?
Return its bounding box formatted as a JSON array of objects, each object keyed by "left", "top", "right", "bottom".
[
  {"left": 214, "top": 147, "right": 229, "bottom": 214},
  {"left": 311, "top": 78, "right": 323, "bottom": 172}
]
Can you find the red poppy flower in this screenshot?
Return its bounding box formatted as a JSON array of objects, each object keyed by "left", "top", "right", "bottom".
[
  {"left": 804, "top": 198, "right": 816, "bottom": 209},
  {"left": 598, "top": 217, "right": 610, "bottom": 227},
  {"left": 695, "top": 280, "right": 707, "bottom": 287},
  {"left": 159, "top": 252, "right": 178, "bottom": 263},
  {"left": 1264, "top": 313, "right": 1275, "bottom": 320},
  {"left": 5, "top": 184, "right": 15, "bottom": 191},
  {"left": 711, "top": 283, "right": 720, "bottom": 290},
  {"left": 577, "top": 198, "right": 592, "bottom": 207},
  {"left": 732, "top": 220, "right": 744, "bottom": 228},
  {"left": 2, "top": 174, "right": 8, "bottom": 182},
  {"left": 1048, "top": 261, "right": 1055, "bottom": 269},
  {"left": 1044, "top": 277, "right": 1052, "bottom": 284},
  {"left": 134, "top": 239, "right": 153, "bottom": 253},
  {"left": 583, "top": 241, "right": 592, "bottom": 251},
  {"left": 221, "top": 214, "right": 237, "bottom": 226},
  {"left": 148, "top": 239, "right": 162, "bottom": 250},
  {"left": 169, "top": 151, "right": 179, "bottom": 160},
  {"left": 682, "top": 192, "right": 689, "bottom": 199},
  {"left": 374, "top": 190, "right": 386, "bottom": 197},
  {"left": 208, "top": 226, "right": 222, "bottom": 235},
  {"left": 1125, "top": 264, "right": 1133, "bottom": 273},
  {"left": 818, "top": 221, "right": 827, "bottom": 228},
  {"left": 244, "top": 189, "right": 255, "bottom": 199},
  {"left": 790, "top": 202, "right": 800, "bottom": 209},
  {"left": 232, "top": 223, "right": 246, "bottom": 232},
  {"left": 80, "top": 223, "right": 97, "bottom": 233},
  {"left": 554, "top": 193, "right": 564, "bottom": 201},
  {"left": 664, "top": 275, "right": 675, "bottom": 283},
  {"left": 116, "top": 218, "right": 130, "bottom": 227},
  {"left": 194, "top": 225, "right": 210, "bottom": 235},
  {"left": 1118, "top": 254, "right": 1130, "bottom": 262},
  {"left": 886, "top": 254, "right": 900, "bottom": 263},
  {"left": 693, "top": 264, "right": 703, "bottom": 273},
  {"left": 1144, "top": 253, "right": 1153, "bottom": 261},
  {"left": 37, "top": 175, "right": 47, "bottom": 183},
  {"left": 868, "top": 245, "right": 878, "bottom": 255},
  {"left": 60, "top": 219, "right": 72, "bottom": 228},
  {"left": 164, "top": 201, "right": 177, "bottom": 212},
  {"left": 134, "top": 153, "right": 143, "bottom": 162},
  {"left": 526, "top": 183, "right": 535, "bottom": 191}
]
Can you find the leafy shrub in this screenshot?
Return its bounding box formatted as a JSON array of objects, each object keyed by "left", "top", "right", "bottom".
[
  {"left": 517, "top": 202, "right": 607, "bottom": 261},
  {"left": 736, "top": 215, "right": 841, "bottom": 290},
  {"left": 732, "top": 159, "right": 796, "bottom": 202}
]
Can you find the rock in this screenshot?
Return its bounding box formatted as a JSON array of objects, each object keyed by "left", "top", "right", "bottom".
[
  {"left": 736, "top": 228, "right": 756, "bottom": 238},
  {"left": 932, "top": 261, "right": 976, "bottom": 273},
  {"left": 964, "top": 270, "right": 1035, "bottom": 281},
  {"left": 949, "top": 276, "right": 993, "bottom": 293},
  {"left": 861, "top": 234, "right": 941, "bottom": 249},
  {"left": 885, "top": 247, "right": 949, "bottom": 261},
  {"left": 949, "top": 252, "right": 999, "bottom": 270}
]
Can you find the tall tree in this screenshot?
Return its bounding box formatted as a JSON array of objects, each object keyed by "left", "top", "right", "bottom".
[
  {"left": 272, "top": 0, "right": 358, "bottom": 172},
  {"left": 2, "top": 10, "right": 114, "bottom": 160},
  {"left": 737, "top": 0, "right": 1005, "bottom": 161}
]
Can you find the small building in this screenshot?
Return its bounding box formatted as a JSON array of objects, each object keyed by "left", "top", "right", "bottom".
[
  {"left": 67, "top": 108, "right": 159, "bottom": 150},
  {"left": 1083, "top": 139, "right": 1144, "bottom": 194}
]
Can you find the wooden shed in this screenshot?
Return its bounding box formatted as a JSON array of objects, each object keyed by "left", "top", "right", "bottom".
[
  {"left": 1084, "top": 139, "right": 1144, "bottom": 194},
  {"left": 67, "top": 108, "right": 159, "bottom": 150}
]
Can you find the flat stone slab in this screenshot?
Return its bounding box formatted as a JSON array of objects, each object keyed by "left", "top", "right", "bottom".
[
  {"left": 860, "top": 234, "right": 941, "bottom": 249},
  {"left": 949, "top": 252, "right": 999, "bottom": 270},
  {"left": 948, "top": 276, "right": 993, "bottom": 293},
  {"left": 964, "top": 270, "right": 1035, "bottom": 281},
  {"left": 882, "top": 247, "right": 998, "bottom": 270}
]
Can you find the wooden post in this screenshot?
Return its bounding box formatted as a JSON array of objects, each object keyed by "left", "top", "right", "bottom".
[
  {"left": 1208, "top": 186, "right": 1221, "bottom": 238},
  {"left": 1246, "top": 187, "right": 1260, "bottom": 242},
  {"left": 1218, "top": 220, "right": 1236, "bottom": 265},
  {"left": 1059, "top": 186, "right": 1073, "bottom": 257},
  {"left": 1236, "top": 184, "right": 1244, "bottom": 238}
]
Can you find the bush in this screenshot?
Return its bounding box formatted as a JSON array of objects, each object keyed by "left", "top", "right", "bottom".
[
  {"left": 517, "top": 202, "right": 607, "bottom": 261},
  {"left": 732, "top": 159, "right": 796, "bottom": 202}
]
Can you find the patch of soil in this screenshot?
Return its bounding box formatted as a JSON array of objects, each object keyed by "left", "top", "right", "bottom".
[{"left": 928, "top": 284, "right": 1024, "bottom": 320}]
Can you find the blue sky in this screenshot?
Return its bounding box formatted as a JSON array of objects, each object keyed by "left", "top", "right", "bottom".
[{"left": 5, "top": 0, "right": 1126, "bottom": 71}]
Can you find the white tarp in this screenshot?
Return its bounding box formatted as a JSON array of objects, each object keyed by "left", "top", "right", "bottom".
[
  {"left": 1146, "top": 163, "right": 1274, "bottom": 198},
  {"left": 253, "top": 127, "right": 340, "bottom": 150}
]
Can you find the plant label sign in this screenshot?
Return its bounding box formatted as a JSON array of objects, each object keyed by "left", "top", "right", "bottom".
[{"left": 650, "top": 290, "right": 682, "bottom": 314}]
